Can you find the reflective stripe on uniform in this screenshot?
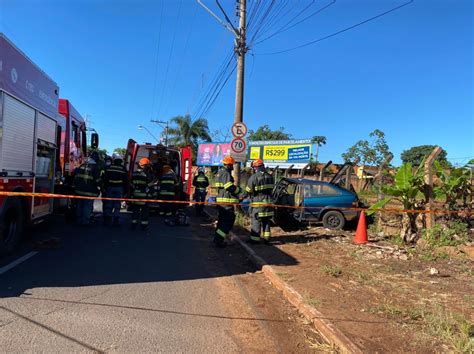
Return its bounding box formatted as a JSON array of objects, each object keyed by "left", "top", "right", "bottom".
[
  {"left": 196, "top": 178, "right": 207, "bottom": 182},
  {"left": 258, "top": 211, "right": 274, "bottom": 217},
  {"left": 255, "top": 184, "right": 273, "bottom": 191},
  {"left": 141, "top": 220, "right": 149, "bottom": 225},
  {"left": 109, "top": 179, "right": 123, "bottom": 184},
  {"left": 245, "top": 186, "right": 252, "bottom": 193},
  {"left": 76, "top": 174, "right": 94, "bottom": 181},
  {"left": 132, "top": 220, "right": 138, "bottom": 224},
  {"left": 250, "top": 201, "right": 272, "bottom": 206},
  {"left": 224, "top": 182, "right": 234, "bottom": 189},
  {"left": 133, "top": 180, "right": 147, "bottom": 185},
  {"left": 159, "top": 191, "right": 175, "bottom": 196},
  {"left": 75, "top": 191, "right": 98, "bottom": 197},
  {"left": 263, "top": 231, "right": 271, "bottom": 237},
  {"left": 133, "top": 192, "right": 147, "bottom": 197},
  {"left": 216, "top": 197, "right": 239, "bottom": 203},
  {"left": 216, "top": 229, "right": 226, "bottom": 238},
  {"left": 214, "top": 182, "right": 224, "bottom": 188},
  {"left": 161, "top": 180, "right": 175, "bottom": 184},
  {"left": 250, "top": 235, "right": 260, "bottom": 241}
]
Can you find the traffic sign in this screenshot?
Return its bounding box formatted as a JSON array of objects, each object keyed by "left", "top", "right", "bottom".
[
  {"left": 230, "top": 137, "right": 246, "bottom": 154},
  {"left": 230, "top": 137, "right": 247, "bottom": 163},
  {"left": 231, "top": 122, "right": 247, "bottom": 138}
]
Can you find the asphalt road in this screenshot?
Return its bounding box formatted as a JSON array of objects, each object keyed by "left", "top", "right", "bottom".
[{"left": 0, "top": 208, "right": 321, "bottom": 353}]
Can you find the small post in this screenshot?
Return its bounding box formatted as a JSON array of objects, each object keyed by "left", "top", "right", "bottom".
[
  {"left": 424, "top": 146, "right": 442, "bottom": 229},
  {"left": 319, "top": 160, "right": 332, "bottom": 181}
]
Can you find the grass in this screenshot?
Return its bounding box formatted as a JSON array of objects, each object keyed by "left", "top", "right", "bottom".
[
  {"left": 304, "top": 335, "right": 338, "bottom": 353},
  {"left": 375, "top": 300, "right": 474, "bottom": 353},
  {"left": 276, "top": 272, "right": 295, "bottom": 283},
  {"left": 303, "top": 292, "right": 321, "bottom": 307},
  {"left": 321, "top": 264, "right": 342, "bottom": 278},
  {"left": 387, "top": 235, "right": 405, "bottom": 247},
  {"left": 353, "top": 270, "right": 375, "bottom": 285},
  {"left": 422, "top": 220, "right": 470, "bottom": 247},
  {"left": 419, "top": 250, "right": 450, "bottom": 262}
]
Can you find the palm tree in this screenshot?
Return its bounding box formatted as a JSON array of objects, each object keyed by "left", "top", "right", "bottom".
[
  {"left": 311, "top": 135, "right": 327, "bottom": 164},
  {"left": 167, "top": 114, "right": 212, "bottom": 155}
]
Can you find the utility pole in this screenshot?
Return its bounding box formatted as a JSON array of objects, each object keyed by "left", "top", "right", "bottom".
[
  {"left": 150, "top": 119, "right": 169, "bottom": 146},
  {"left": 197, "top": 0, "right": 247, "bottom": 184},
  {"left": 233, "top": 0, "right": 246, "bottom": 184}
]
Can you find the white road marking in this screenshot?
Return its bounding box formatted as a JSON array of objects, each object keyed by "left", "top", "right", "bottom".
[{"left": 0, "top": 252, "right": 38, "bottom": 275}]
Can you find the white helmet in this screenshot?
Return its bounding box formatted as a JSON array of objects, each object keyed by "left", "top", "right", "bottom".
[{"left": 112, "top": 153, "right": 124, "bottom": 161}]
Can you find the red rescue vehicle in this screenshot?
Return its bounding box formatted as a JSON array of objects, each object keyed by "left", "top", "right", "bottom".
[
  {"left": 125, "top": 140, "right": 193, "bottom": 201},
  {"left": 0, "top": 34, "right": 97, "bottom": 256}
]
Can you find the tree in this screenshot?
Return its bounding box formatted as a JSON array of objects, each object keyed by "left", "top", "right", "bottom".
[
  {"left": 368, "top": 163, "right": 425, "bottom": 243},
  {"left": 401, "top": 145, "right": 449, "bottom": 167},
  {"left": 342, "top": 129, "right": 391, "bottom": 166},
  {"left": 113, "top": 147, "right": 127, "bottom": 156},
  {"left": 433, "top": 161, "right": 471, "bottom": 210},
  {"left": 248, "top": 125, "right": 291, "bottom": 141},
  {"left": 87, "top": 146, "right": 108, "bottom": 156},
  {"left": 311, "top": 136, "right": 327, "bottom": 163},
  {"left": 167, "top": 114, "right": 211, "bottom": 161}
]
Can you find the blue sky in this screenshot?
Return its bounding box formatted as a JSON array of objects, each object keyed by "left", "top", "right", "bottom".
[{"left": 1, "top": 0, "right": 472, "bottom": 166}]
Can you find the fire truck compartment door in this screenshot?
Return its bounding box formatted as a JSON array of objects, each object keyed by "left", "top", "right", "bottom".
[
  {"left": 37, "top": 112, "right": 57, "bottom": 144},
  {"left": 1, "top": 94, "right": 35, "bottom": 173}
]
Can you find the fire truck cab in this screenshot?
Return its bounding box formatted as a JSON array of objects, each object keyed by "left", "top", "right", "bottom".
[{"left": 125, "top": 139, "right": 193, "bottom": 201}]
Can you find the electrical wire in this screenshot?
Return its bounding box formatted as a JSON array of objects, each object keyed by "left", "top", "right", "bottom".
[
  {"left": 156, "top": 0, "right": 183, "bottom": 118},
  {"left": 254, "top": 0, "right": 337, "bottom": 46},
  {"left": 256, "top": 0, "right": 414, "bottom": 56},
  {"left": 150, "top": 0, "right": 164, "bottom": 119}
]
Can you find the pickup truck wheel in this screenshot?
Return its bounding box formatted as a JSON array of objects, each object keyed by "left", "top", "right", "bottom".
[
  {"left": 322, "top": 210, "right": 345, "bottom": 230},
  {"left": 0, "top": 198, "right": 25, "bottom": 256}
]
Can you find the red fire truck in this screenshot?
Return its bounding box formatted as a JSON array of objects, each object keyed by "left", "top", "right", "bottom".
[
  {"left": 125, "top": 139, "right": 193, "bottom": 201},
  {"left": 0, "top": 34, "right": 97, "bottom": 256}
]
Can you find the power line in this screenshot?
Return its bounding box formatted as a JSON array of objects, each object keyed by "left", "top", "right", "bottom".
[
  {"left": 256, "top": 0, "right": 414, "bottom": 56},
  {"left": 162, "top": 6, "right": 198, "bottom": 117},
  {"left": 156, "top": 0, "right": 183, "bottom": 118},
  {"left": 253, "top": 0, "right": 337, "bottom": 46},
  {"left": 150, "top": 0, "right": 164, "bottom": 119}
]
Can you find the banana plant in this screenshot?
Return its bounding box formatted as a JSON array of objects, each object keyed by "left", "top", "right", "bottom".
[
  {"left": 433, "top": 161, "right": 471, "bottom": 210},
  {"left": 368, "top": 163, "right": 425, "bottom": 243}
]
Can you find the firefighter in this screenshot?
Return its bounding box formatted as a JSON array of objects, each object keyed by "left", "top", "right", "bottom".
[
  {"left": 73, "top": 155, "right": 102, "bottom": 226},
  {"left": 213, "top": 155, "right": 242, "bottom": 247},
  {"left": 192, "top": 168, "right": 209, "bottom": 216},
  {"left": 103, "top": 153, "right": 128, "bottom": 226},
  {"left": 158, "top": 164, "right": 179, "bottom": 225},
  {"left": 246, "top": 159, "right": 274, "bottom": 244},
  {"left": 130, "top": 157, "right": 152, "bottom": 230}
]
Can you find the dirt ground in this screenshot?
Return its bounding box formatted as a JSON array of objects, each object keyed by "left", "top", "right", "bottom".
[{"left": 236, "top": 226, "right": 474, "bottom": 353}]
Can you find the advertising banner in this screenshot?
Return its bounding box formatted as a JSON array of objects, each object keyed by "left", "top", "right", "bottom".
[
  {"left": 197, "top": 143, "right": 232, "bottom": 166},
  {"left": 248, "top": 139, "right": 312, "bottom": 168},
  {"left": 0, "top": 34, "right": 59, "bottom": 118}
]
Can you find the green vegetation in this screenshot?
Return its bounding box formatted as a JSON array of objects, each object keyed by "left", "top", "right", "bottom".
[
  {"left": 113, "top": 147, "right": 127, "bottom": 156},
  {"left": 342, "top": 129, "right": 391, "bottom": 166},
  {"left": 375, "top": 301, "right": 473, "bottom": 352},
  {"left": 422, "top": 220, "right": 469, "bottom": 247},
  {"left": 401, "top": 145, "right": 449, "bottom": 167},
  {"left": 433, "top": 161, "right": 472, "bottom": 209},
  {"left": 303, "top": 292, "right": 321, "bottom": 307},
  {"left": 247, "top": 125, "right": 291, "bottom": 141},
  {"left": 311, "top": 135, "right": 327, "bottom": 163},
  {"left": 321, "top": 264, "right": 342, "bottom": 277},
  {"left": 167, "top": 114, "right": 211, "bottom": 162}
]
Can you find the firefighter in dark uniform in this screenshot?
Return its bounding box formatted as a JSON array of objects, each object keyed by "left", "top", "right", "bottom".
[
  {"left": 103, "top": 153, "right": 128, "bottom": 226},
  {"left": 213, "top": 156, "right": 242, "bottom": 247},
  {"left": 246, "top": 159, "right": 274, "bottom": 244},
  {"left": 130, "top": 157, "right": 153, "bottom": 230},
  {"left": 73, "top": 156, "right": 102, "bottom": 226},
  {"left": 158, "top": 164, "right": 179, "bottom": 225},
  {"left": 192, "top": 168, "right": 209, "bottom": 216}
]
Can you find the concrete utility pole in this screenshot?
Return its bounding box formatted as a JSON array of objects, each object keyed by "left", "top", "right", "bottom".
[
  {"left": 150, "top": 119, "right": 169, "bottom": 146},
  {"left": 233, "top": 0, "right": 247, "bottom": 184},
  {"left": 197, "top": 0, "right": 247, "bottom": 184}
]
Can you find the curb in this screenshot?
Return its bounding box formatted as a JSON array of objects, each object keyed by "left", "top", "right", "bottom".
[{"left": 229, "top": 231, "right": 362, "bottom": 353}]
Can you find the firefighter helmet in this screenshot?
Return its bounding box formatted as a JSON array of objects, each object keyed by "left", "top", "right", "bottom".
[
  {"left": 221, "top": 156, "right": 235, "bottom": 165},
  {"left": 252, "top": 159, "right": 264, "bottom": 168},
  {"left": 112, "top": 153, "right": 123, "bottom": 161},
  {"left": 139, "top": 157, "right": 151, "bottom": 167}
]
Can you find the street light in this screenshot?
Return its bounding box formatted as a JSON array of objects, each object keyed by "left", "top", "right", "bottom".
[
  {"left": 150, "top": 120, "right": 169, "bottom": 146},
  {"left": 137, "top": 125, "right": 159, "bottom": 143}
]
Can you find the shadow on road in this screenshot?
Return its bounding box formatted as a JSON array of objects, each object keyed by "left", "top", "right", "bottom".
[{"left": 0, "top": 210, "right": 298, "bottom": 298}]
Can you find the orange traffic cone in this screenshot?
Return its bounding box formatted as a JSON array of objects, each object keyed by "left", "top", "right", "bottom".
[{"left": 353, "top": 211, "right": 368, "bottom": 245}]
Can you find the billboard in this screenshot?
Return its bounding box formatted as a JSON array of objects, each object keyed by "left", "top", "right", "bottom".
[
  {"left": 197, "top": 143, "right": 232, "bottom": 166},
  {"left": 248, "top": 139, "right": 312, "bottom": 168},
  {"left": 0, "top": 34, "right": 59, "bottom": 118}
]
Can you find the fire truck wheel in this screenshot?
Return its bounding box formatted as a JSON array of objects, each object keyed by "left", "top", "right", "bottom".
[{"left": 0, "top": 198, "right": 25, "bottom": 256}]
